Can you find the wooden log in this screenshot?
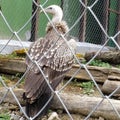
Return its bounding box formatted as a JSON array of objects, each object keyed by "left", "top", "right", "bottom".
[
  {"left": 102, "top": 80, "right": 120, "bottom": 95},
  {"left": 0, "top": 58, "right": 120, "bottom": 83},
  {"left": 108, "top": 75, "right": 120, "bottom": 81},
  {"left": 102, "top": 76, "right": 120, "bottom": 94},
  {"left": 0, "top": 59, "right": 108, "bottom": 83},
  {"left": 0, "top": 88, "right": 25, "bottom": 105},
  {"left": 1, "top": 88, "right": 120, "bottom": 120},
  {"left": 85, "top": 51, "right": 120, "bottom": 64},
  {"left": 52, "top": 93, "right": 120, "bottom": 120},
  {"left": 66, "top": 64, "right": 120, "bottom": 83},
  {"left": 0, "top": 58, "right": 26, "bottom": 74}
]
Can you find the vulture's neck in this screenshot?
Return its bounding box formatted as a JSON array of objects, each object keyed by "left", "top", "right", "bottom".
[
  {"left": 46, "top": 8, "right": 68, "bottom": 34},
  {"left": 46, "top": 21, "right": 69, "bottom": 34},
  {"left": 51, "top": 10, "right": 63, "bottom": 23}
]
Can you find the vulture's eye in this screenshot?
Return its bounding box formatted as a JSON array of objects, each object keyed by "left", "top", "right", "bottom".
[{"left": 49, "top": 7, "right": 52, "bottom": 9}]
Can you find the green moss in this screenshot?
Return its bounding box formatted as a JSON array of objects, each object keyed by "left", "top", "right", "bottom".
[
  {"left": 89, "top": 60, "right": 112, "bottom": 68},
  {"left": 0, "top": 113, "right": 10, "bottom": 120},
  {"left": 79, "top": 81, "right": 94, "bottom": 95},
  {"left": 0, "top": 50, "right": 26, "bottom": 59},
  {"left": 0, "top": 53, "right": 18, "bottom": 59},
  {"left": 70, "top": 79, "right": 94, "bottom": 95},
  {"left": 116, "top": 64, "right": 120, "bottom": 69}
]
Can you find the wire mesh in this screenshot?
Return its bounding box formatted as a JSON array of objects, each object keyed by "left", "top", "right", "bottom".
[{"left": 0, "top": 0, "right": 120, "bottom": 120}]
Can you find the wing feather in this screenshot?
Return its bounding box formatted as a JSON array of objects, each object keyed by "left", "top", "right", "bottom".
[{"left": 24, "top": 33, "right": 75, "bottom": 103}]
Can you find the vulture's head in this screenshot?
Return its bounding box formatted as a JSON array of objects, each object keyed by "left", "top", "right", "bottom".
[{"left": 42, "top": 5, "right": 63, "bottom": 23}]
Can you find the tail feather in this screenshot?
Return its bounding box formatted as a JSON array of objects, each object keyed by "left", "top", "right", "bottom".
[{"left": 25, "top": 93, "right": 52, "bottom": 120}]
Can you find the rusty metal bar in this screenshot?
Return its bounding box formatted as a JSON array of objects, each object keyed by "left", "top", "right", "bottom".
[
  {"left": 29, "top": 0, "right": 40, "bottom": 42},
  {"left": 108, "top": 8, "right": 120, "bottom": 15}
]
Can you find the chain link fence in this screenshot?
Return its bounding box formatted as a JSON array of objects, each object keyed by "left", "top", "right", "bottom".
[{"left": 0, "top": 0, "right": 120, "bottom": 120}]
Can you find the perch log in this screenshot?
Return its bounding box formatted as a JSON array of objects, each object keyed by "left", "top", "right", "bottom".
[
  {"left": 0, "top": 59, "right": 120, "bottom": 83},
  {"left": 102, "top": 75, "right": 120, "bottom": 95},
  {"left": 0, "top": 58, "right": 26, "bottom": 74},
  {"left": 0, "top": 88, "right": 120, "bottom": 120},
  {"left": 85, "top": 51, "right": 120, "bottom": 64}
]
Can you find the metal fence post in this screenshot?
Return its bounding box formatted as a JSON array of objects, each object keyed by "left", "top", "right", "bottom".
[{"left": 29, "top": 0, "right": 40, "bottom": 42}]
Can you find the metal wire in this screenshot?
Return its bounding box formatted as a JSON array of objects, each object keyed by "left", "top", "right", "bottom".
[{"left": 0, "top": 0, "right": 120, "bottom": 120}]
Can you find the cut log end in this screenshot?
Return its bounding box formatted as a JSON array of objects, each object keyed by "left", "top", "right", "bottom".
[{"left": 85, "top": 51, "right": 120, "bottom": 64}]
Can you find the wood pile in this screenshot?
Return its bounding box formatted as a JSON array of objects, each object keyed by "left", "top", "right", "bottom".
[{"left": 0, "top": 53, "right": 120, "bottom": 120}]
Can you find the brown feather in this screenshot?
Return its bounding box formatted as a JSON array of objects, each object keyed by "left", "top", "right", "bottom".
[{"left": 24, "top": 21, "right": 75, "bottom": 118}]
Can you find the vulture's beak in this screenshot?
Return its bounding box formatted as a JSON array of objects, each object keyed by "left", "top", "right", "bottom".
[{"left": 40, "top": 7, "right": 48, "bottom": 13}]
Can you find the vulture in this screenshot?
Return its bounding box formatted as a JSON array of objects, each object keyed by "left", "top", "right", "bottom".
[{"left": 23, "top": 5, "right": 76, "bottom": 119}]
